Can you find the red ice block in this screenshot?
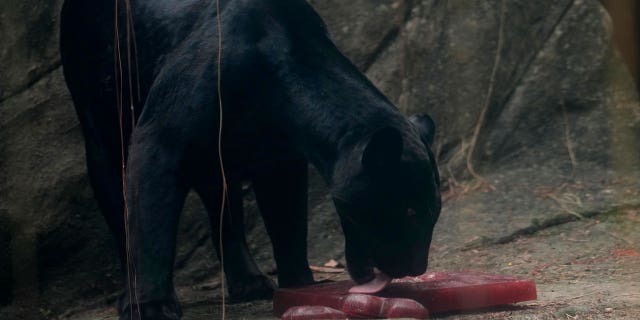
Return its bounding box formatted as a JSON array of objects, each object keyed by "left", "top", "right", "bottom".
[
  {"left": 281, "top": 294, "right": 428, "bottom": 319},
  {"left": 274, "top": 272, "right": 537, "bottom": 318},
  {"left": 340, "top": 294, "right": 428, "bottom": 319}
]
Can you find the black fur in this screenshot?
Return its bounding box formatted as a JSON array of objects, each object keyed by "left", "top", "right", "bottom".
[{"left": 60, "top": 0, "right": 440, "bottom": 319}]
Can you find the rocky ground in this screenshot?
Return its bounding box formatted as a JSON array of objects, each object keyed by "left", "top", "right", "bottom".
[{"left": 16, "top": 180, "right": 637, "bottom": 320}]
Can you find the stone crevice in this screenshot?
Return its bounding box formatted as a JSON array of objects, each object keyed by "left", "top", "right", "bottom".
[
  {"left": 362, "top": 0, "right": 415, "bottom": 72},
  {"left": 462, "top": 201, "right": 640, "bottom": 250},
  {"left": 0, "top": 61, "right": 62, "bottom": 104},
  {"left": 491, "top": 0, "right": 576, "bottom": 117}
]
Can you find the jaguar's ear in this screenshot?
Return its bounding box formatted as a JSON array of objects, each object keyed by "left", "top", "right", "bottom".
[
  {"left": 362, "top": 127, "right": 403, "bottom": 174},
  {"left": 409, "top": 114, "right": 436, "bottom": 147}
]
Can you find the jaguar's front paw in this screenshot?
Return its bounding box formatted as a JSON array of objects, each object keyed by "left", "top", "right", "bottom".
[
  {"left": 228, "top": 274, "right": 277, "bottom": 303},
  {"left": 277, "top": 267, "right": 315, "bottom": 289},
  {"left": 119, "top": 299, "right": 182, "bottom": 320}
]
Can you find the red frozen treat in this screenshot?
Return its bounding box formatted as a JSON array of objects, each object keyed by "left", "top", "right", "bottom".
[
  {"left": 280, "top": 294, "right": 428, "bottom": 319},
  {"left": 274, "top": 271, "right": 537, "bottom": 318},
  {"left": 340, "top": 294, "right": 428, "bottom": 319}
]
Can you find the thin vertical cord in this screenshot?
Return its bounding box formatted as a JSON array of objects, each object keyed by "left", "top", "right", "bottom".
[
  {"left": 113, "top": 2, "right": 133, "bottom": 320},
  {"left": 215, "top": 0, "right": 228, "bottom": 318},
  {"left": 115, "top": 0, "right": 141, "bottom": 318},
  {"left": 123, "top": 1, "right": 142, "bottom": 318}
]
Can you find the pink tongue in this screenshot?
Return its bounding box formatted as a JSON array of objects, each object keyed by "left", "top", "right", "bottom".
[{"left": 349, "top": 272, "right": 392, "bottom": 294}]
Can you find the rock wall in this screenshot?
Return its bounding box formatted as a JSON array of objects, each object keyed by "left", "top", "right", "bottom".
[{"left": 1, "top": 0, "right": 639, "bottom": 316}]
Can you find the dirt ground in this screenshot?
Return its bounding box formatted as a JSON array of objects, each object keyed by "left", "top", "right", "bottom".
[{"left": 52, "top": 204, "right": 640, "bottom": 320}]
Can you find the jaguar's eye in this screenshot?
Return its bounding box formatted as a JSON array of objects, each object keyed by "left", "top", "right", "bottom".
[{"left": 407, "top": 208, "right": 416, "bottom": 217}]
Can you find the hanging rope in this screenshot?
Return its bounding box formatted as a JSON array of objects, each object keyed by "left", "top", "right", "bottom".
[
  {"left": 114, "top": 0, "right": 141, "bottom": 318},
  {"left": 215, "top": 0, "right": 228, "bottom": 319}
]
